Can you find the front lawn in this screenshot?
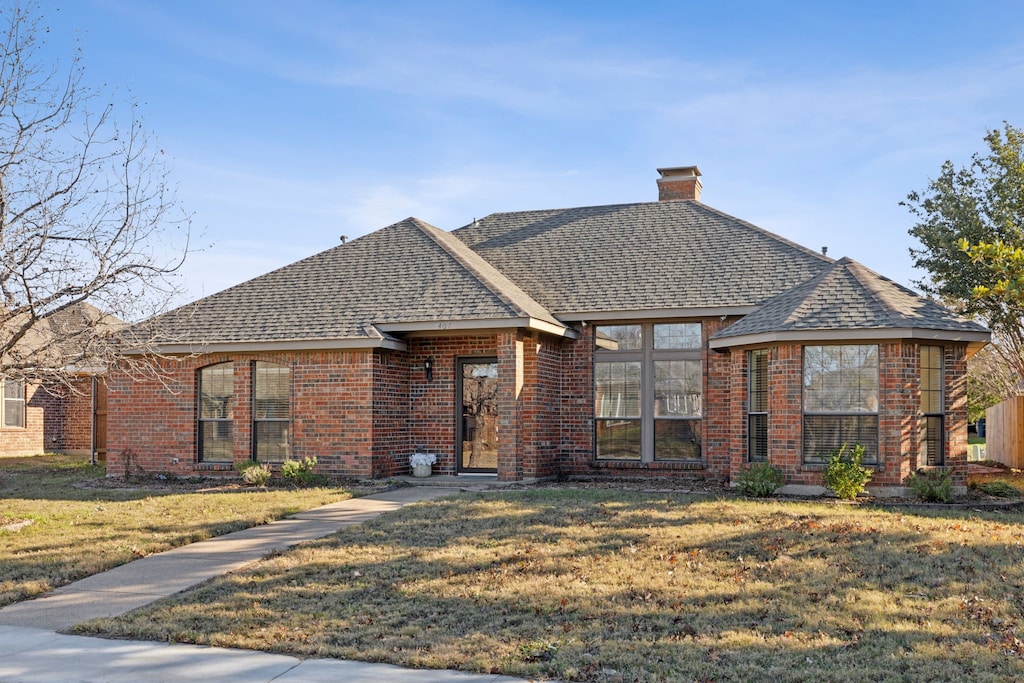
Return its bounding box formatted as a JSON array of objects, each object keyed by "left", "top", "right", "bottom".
[
  {"left": 76, "top": 489, "right": 1024, "bottom": 682},
  {"left": 0, "top": 454, "right": 368, "bottom": 607}
]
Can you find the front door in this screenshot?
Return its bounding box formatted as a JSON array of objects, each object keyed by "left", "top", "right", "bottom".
[{"left": 457, "top": 358, "right": 499, "bottom": 473}]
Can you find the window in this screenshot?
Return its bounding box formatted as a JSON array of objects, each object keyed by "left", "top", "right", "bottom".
[
  {"left": 595, "top": 359, "right": 641, "bottom": 458},
  {"left": 595, "top": 322, "right": 702, "bottom": 461},
  {"left": 253, "top": 361, "right": 290, "bottom": 461},
  {"left": 748, "top": 350, "right": 768, "bottom": 462},
  {"left": 919, "top": 346, "right": 944, "bottom": 466},
  {"left": 198, "top": 363, "right": 234, "bottom": 462},
  {"left": 802, "top": 345, "right": 878, "bottom": 464},
  {"left": 2, "top": 379, "right": 25, "bottom": 428}
]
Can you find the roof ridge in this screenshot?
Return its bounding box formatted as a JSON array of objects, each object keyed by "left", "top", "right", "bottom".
[
  {"left": 840, "top": 259, "right": 906, "bottom": 327},
  {"left": 774, "top": 263, "right": 841, "bottom": 325},
  {"left": 454, "top": 201, "right": 647, "bottom": 232},
  {"left": 407, "top": 218, "right": 561, "bottom": 325},
  {"left": 691, "top": 202, "right": 835, "bottom": 264}
]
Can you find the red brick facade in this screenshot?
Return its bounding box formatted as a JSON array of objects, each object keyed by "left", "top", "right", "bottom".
[
  {"left": 0, "top": 377, "right": 96, "bottom": 457},
  {"left": 106, "top": 321, "right": 970, "bottom": 490},
  {"left": 723, "top": 340, "right": 969, "bottom": 489}
]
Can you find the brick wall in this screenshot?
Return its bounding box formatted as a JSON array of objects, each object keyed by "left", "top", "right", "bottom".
[
  {"left": 104, "top": 335, "right": 540, "bottom": 481},
  {"left": 107, "top": 351, "right": 378, "bottom": 477},
  {"left": 559, "top": 324, "right": 593, "bottom": 474},
  {"left": 105, "top": 332, "right": 972, "bottom": 488},
  {"left": 0, "top": 377, "right": 102, "bottom": 458},
  {"left": 406, "top": 335, "right": 500, "bottom": 475},
  {"left": 524, "top": 333, "right": 562, "bottom": 479},
  {"left": 0, "top": 382, "right": 45, "bottom": 456},
  {"left": 371, "top": 350, "right": 410, "bottom": 478},
  {"left": 42, "top": 377, "right": 94, "bottom": 454},
  {"left": 946, "top": 344, "right": 969, "bottom": 487}
]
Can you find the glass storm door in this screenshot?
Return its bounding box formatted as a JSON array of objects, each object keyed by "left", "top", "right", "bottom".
[{"left": 457, "top": 359, "right": 499, "bottom": 473}]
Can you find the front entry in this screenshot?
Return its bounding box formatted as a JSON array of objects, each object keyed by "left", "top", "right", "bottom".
[{"left": 457, "top": 358, "right": 499, "bottom": 474}]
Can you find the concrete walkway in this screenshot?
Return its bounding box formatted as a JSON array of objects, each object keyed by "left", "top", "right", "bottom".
[{"left": 0, "top": 484, "right": 539, "bottom": 683}]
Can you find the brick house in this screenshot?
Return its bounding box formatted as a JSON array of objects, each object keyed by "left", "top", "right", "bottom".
[
  {"left": 1, "top": 303, "right": 115, "bottom": 458},
  {"left": 108, "top": 167, "right": 989, "bottom": 493}
]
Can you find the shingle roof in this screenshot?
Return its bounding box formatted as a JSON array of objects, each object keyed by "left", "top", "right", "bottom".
[
  {"left": 135, "top": 195, "right": 989, "bottom": 352},
  {"left": 710, "top": 257, "right": 989, "bottom": 346},
  {"left": 454, "top": 200, "right": 834, "bottom": 315},
  {"left": 6, "top": 302, "right": 125, "bottom": 372},
  {"left": 140, "top": 217, "right": 564, "bottom": 348}
]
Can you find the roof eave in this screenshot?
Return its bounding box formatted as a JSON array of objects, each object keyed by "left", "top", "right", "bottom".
[
  {"left": 125, "top": 336, "right": 409, "bottom": 356},
  {"left": 708, "top": 327, "right": 991, "bottom": 351},
  {"left": 376, "top": 317, "right": 578, "bottom": 339},
  {"left": 557, "top": 305, "right": 758, "bottom": 322}
]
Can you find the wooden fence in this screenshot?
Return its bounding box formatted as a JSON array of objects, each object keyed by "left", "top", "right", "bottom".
[{"left": 986, "top": 396, "right": 1024, "bottom": 469}]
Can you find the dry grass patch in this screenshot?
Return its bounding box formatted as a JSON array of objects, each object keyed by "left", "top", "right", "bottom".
[
  {"left": 77, "top": 489, "right": 1024, "bottom": 682},
  {"left": 970, "top": 463, "right": 1024, "bottom": 498},
  {"left": 0, "top": 454, "right": 365, "bottom": 607}
]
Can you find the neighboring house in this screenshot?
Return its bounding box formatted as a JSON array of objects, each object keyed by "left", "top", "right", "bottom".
[
  {"left": 0, "top": 303, "right": 119, "bottom": 458},
  {"left": 108, "top": 167, "right": 989, "bottom": 492}
]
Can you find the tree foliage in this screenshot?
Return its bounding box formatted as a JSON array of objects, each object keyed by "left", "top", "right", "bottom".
[
  {"left": 905, "top": 122, "right": 1024, "bottom": 332},
  {"left": 905, "top": 123, "right": 1024, "bottom": 407},
  {"left": 0, "top": 1, "right": 190, "bottom": 388}
]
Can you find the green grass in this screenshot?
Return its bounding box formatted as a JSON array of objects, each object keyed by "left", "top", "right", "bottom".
[
  {"left": 76, "top": 489, "right": 1024, "bottom": 682},
  {"left": 0, "top": 454, "right": 363, "bottom": 607}
]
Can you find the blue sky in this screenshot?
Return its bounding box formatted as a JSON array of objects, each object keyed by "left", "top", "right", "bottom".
[{"left": 35, "top": 0, "right": 1024, "bottom": 304}]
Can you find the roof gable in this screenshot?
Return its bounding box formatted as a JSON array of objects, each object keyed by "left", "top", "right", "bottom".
[{"left": 140, "top": 217, "right": 564, "bottom": 349}]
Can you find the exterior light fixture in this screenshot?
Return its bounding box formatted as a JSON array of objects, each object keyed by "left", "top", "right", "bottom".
[{"left": 424, "top": 358, "right": 434, "bottom": 381}]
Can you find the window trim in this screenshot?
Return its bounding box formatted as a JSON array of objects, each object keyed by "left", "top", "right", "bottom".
[{"left": 594, "top": 322, "right": 703, "bottom": 463}]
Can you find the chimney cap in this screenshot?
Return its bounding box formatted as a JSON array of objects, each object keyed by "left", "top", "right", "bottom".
[{"left": 657, "top": 165, "right": 701, "bottom": 178}]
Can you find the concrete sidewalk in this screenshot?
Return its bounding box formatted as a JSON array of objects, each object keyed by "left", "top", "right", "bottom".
[{"left": 0, "top": 484, "right": 541, "bottom": 683}]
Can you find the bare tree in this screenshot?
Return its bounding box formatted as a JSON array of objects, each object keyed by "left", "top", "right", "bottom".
[
  {"left": 967, "top": 337, "right": 1023, "bottom": 424},
  {"left": 0, "top": 1, "right": 191, "bottom": 389}
]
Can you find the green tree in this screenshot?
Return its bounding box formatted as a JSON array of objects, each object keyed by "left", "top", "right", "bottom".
[
  {"left": 905, "top": 123, "right": 1024, "bottom": 401},
  {"left": 905, "top": 122, "right": 1024, "bottom": 328}
]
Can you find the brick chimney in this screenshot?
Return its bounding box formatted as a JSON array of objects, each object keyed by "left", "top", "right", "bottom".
[{"left": 657, "top": 166, "right": 702, "bottom": 202}]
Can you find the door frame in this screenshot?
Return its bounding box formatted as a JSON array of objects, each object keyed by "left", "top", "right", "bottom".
[{"left": 455, "top": 356, "right": 499, "bottom": 474}]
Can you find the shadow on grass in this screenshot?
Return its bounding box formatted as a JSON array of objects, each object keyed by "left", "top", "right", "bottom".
[{"left": 75, "top": 490, "right": 1024, "bottom": 682}]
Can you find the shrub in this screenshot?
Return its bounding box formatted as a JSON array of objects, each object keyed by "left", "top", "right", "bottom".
[
  {"left": 235, "top": 461, "right": 272, "bottom": 487},
  {"left": 281, "top": 457, "right": 325, "bottom": 487},
  {"left": 973, "top": 480, "right": 1022, "bottom": 498},
  {"left": 823, "top": 444, "right": 872, "bottom": 500},
  {"left": 907, "top": 469, "right": 953, "bottom": 502},
  {"left": 736, "top": 463, "right": 784, "bottom": 497}
]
